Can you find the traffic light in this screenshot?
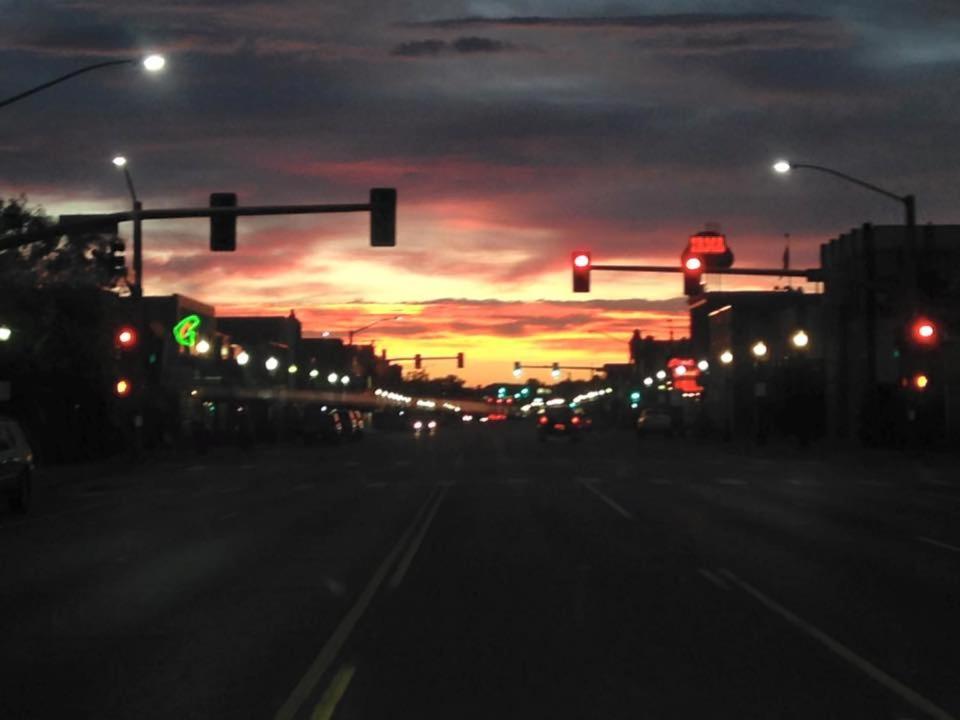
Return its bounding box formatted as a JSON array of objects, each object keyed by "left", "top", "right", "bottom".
[
  {"left": 683, "top": 255, "right": 703, "bottom": 296},
  {"left": 572, "top": 251, "right": 591, "bottom": 293},
  {"left": 370, "top": 188, "right": 396, "bottom": 247},
  {"left": 109, "top": 239, "right": 126, "bottom": 274},
  {"left": 210, "top": 192, "right": 237, "bottom": 251},
  {"left": 513, "top": 361, "right": 522, "bottom": 377},
  {"left": 551, "top": 362, "right": 560, "bottom": 379},
  {"left": 114, "top": 378, "right": 132, "bottom": 397},
  {"left": 414, "top": 354, "right": 422, "bottom": 369},
  {"left": 913, "top": 373, "right": 930, "bottom": 391},
  {"left": 910, "top": 317, "right": 938, "bottom": 347},
  {"left": 457, "top": 352, "right": 464, "bottom": 369},
  {"left": 115, "top": 326, "right": 138, "bottom": 350}
]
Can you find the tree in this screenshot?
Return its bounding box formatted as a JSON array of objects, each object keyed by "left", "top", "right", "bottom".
[{"left": 0, "top": 196, "right": 126, "bottom": 291}]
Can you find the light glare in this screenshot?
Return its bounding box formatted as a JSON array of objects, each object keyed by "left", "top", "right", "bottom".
[
  {"left": 143, "top": 54, "right": 166, "bottom": 72},
  {"left": 773, "top": 160, "right": 791, "bottom": 174}
]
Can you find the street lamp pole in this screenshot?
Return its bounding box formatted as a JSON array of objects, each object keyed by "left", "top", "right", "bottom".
[
  {"left": 0, "top": 55, "right": 166, "bottom": 110},
  {"left": 348, "top": 315, "right": 401, "bottom": 345},
  {"left": 113, "top": 156, "right": 143, "bottom": 298}
]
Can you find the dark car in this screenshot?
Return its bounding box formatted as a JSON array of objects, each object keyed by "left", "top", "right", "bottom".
[
  {"left": 0, "top": 417, "right": 34, "bottom": 513},
  {"left": 536, "top": 406, "right": 588, "bottom": 442},
  {"left": 334, "top": 409, "right": 362, "bottom": 441},
  {"left": 636, "top": 407, "right": 676, "bottom": 437},
  {"left": 302, "top": 406, "right": 343, "bottom": 445}
]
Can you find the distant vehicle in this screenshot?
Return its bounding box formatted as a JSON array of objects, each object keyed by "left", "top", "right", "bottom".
[
  {"left": 636, "top": 408, "right": 675, "bottom": 437},
  {"left": 302, "top": 406, "right": 343, "bottom": 444},
  {"left": 333, "top": 409, "right": 362, "bottom": 441},
  {"left": 536, "top": 406, "right": 588, "bottom": 442},
  {"left": 412, "top": 417, "right": 438, "bottom": 436},
  {"left": 0, "top": 417, "right": 33, "bottom": 513}
]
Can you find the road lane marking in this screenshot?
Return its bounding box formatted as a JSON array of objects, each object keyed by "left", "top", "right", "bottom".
[
  {"left": 577, "top": 479, "right": 633, "bottom": 520},
  {"left": 273, "top": 485, "right": 442, "bottom": 720},
  {"left": 717, "top": 569, "right": 957, "bottom": 720},
  {"left": 858, "top": 479, "right": 893, "bottom": 488},
  {"left": 389, "top": 487, "right": 448, "bottom": 589},
  {"left": 917, "top": 536, "right": 960, "bottom": 554},
  {"left": 311, "top": 665, "right": 355, "bottom": 720},
  {"left": 698, "top": 568, "right": 730, "bottom": 591}
]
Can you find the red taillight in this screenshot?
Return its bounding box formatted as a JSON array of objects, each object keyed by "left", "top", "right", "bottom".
[
  {"left": 538, "top": 416, "right": 548, "bottom": 425},
  {"left": 571, "top": 416, "right": 581, "bottom": 425}
]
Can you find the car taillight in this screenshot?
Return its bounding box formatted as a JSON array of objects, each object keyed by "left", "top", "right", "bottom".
[
  {"left": 538, "top": 416, "right": 548, "bottom": 425},
  {"left": 571, "top": 416, "right": 581, "bottom": 425}
]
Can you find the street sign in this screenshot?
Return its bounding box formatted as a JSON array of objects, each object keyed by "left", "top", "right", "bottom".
[{"left": 686, "top": 231, "right": 734, "bottom": 270}]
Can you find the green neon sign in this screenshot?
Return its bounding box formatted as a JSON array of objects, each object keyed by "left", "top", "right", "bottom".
[{"left": 173, "top": 314, "right": 201, "bottom": 347}]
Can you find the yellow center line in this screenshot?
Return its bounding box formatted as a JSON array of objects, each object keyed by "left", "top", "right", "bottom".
[{"left": 311, "top": 665, "right": 356, "bottom": 720}]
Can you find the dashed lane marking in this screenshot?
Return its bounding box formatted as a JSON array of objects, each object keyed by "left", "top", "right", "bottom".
[
  {"left": 917, "top": 536, "right": 960, "bottom": 554},
  {"left": 311, "top": 664, "right": 356, "bottom": 720},
  {"left": 697, "top": 568, "right": 730, "bottom": 591},
  {"left": 717, "top": 568, "right": 957, "bottom": 720},
  {"left": 576, "top": 478, "right": 633, "bottom": 520}
]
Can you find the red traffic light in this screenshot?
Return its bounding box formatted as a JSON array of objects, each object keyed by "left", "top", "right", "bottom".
[
  {"left": 572, "top": 250, "right": 591, "bottom": 293},
  {"left": 115, "top": 378, "right": 132, "bottom": 397},
  {"left": 116, "top": 326, "right": 138, "bottom": 348},
  {"left": 910, "top": 317, "right": 938, "bottom": 346},
  {"left": 684, "top": 256, "right": 703, "bottom": 271}
]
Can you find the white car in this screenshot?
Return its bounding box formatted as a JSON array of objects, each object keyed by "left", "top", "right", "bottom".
[
  {"left": 0, "top": 417, "right": 33, "bottom": 512},
  {"left": 636, "top": 408, "right": 674, "bottom": 437}
]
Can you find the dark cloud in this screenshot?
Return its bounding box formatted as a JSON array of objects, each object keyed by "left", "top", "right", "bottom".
[
  {"left": 391, "top": 36, "right": 516, "bottom": 57},
  {"left": 400, "top": 13, "right": 829, "bottom": 32}
]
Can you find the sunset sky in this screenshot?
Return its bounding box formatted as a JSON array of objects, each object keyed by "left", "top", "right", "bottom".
[{"left": 3, "top": 1, "right": 959, "bottom": 384}]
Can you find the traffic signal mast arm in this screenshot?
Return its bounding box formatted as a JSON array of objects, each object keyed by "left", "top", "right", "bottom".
[
  {"left": 519, "top": 364, "right": 605, "bottom": 372},
  {"left": 387, "top": 355, "right": 463, "bottom": 363},
  {"left": 591, "top": 263, "right": 819, "bottom": 280},
  {"left": 0, "top": 191, "right": 396, "bottom": 251}
]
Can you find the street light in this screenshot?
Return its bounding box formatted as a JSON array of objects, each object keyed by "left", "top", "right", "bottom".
[
  {"left": 265, "top": 356, "right": 280, "bottom": 372},
  {"left": 236, "top": 351, "right": 250, "bottom": 366},
  {"left": 643, "top": 376, "right": 654, "bottom": 387},
  {"left": 111, "top": 155, "right": 144, "bottom": 299},
  {"left": 288, "top": 364, "right": 298, "bottom": 374},
  {"left": 791, "top": 330, "right": 809, "bottom": 349},
  {"left": 309, "top": 369, "right": 320, "bottom": 379},
  {"left": 196, "top": 339, "right": 211, "bottom": 354},
  {"left": 327, "top": 372, "right": 339, "bottom": 384},
  {"left": 752, "top": 341, "right": 768, "bottom": 358},
  {"left": 341, "top": 376, "right": 350, "bottom": 386},
  {"left": 0, "top": 325, "right": 11, "bottom": 342},
  {"left": 720, "top": 350, "right": 734, "bottom": 365},
  {"left": 656, "top": 370, "right": 667, "bottom": 380},
  {"left": 348, "top": 315, "right": 402, "bottom": 345},
  {"left": 698, "top": 359, "right": 710, "bottom": 372},
  {"left": 1, "top": 54, "right": 166, "bottom": 110},
  {"left": 772, "top": 159, "right": 915, "bottom": 227}
]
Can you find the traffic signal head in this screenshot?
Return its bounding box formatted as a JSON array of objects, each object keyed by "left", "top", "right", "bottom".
[
  {"left": 457, "top": 352, "right": 464, "bottom": 369},
  {"left": 210, "top": 193, "right": 237, "bottom": 251},
  {"left": 683, "top": 254, "right": 703, "bottom": 296},
  {"left": 109, "top": 239, "right": 126, "bottom": 274},
  {"left": 370, "top": 188, "right": 397, "bottom": 247},
  {"left": 911, "top": 317, "right": 938, "bottom": 346},
  {"left": 414, "top": 353, "right": 422, "bottom": 370},
  {"left": 572, "top": 251, "right": 591, "bottom": 293},
  {"left": 513, "top": 361, "right": 522, "bottom": 377},
  {"left": 115, "top": 378, "right": 132, "bottom": 397},
  {"left": 116, "top": 326, "right": 138, "bottom": 349},
  {"left": 914, "top": 373, "right": 929, "bottom": 391}
]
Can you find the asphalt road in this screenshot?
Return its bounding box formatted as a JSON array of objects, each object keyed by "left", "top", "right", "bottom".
[{"left": 2, "top": 422, "right": 960, "bottom": 719}]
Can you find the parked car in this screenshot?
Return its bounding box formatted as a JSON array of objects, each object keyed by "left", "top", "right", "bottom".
[
  {"left": 636, "top": 408, "right": 675, "bottom": 437},
  {"left": 536, "top": 406, "right": 588, "bottom": 442},
  {"left": 0, "top": 417, "right": 34, "bottom": 513},
  {"left": 334, "top": 409, "right": 361, "bottom": 441}
]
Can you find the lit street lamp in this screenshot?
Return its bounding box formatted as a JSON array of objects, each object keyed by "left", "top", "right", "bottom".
[
  {"left": 236, "top": 351, "right": 250, "bottom": 366},
  {"left": 772, "top": 159, "right": 915, "bottom": 228},
  {"left": 697, "top": 359, "right": 710, "bottom": 372},
  {"left": 309, "top": 369, "right": 320, "bottom": 379},
  {"left": 720, "top": 350, "right": 734, "bottom": 365},
  {"left": 752, "top": 341, "right": 768, "bottom": 359},
  {"left": 1, "top": 54, "right": 166, "bottom": 110},
  {"left": 0, "top": 325, "right": 11, "bottom": 342},
  {"left": 327, "top": 372, "right": 339, "bottom": 384},
  {"left": 265, "top": 356, "right": 280, "bottom": 372},
  {"left": 196, "top": 339, "right": 211, "bottom": 354},
  {"left": 791, "top": 330, "right": 809, "bottom": 349}
]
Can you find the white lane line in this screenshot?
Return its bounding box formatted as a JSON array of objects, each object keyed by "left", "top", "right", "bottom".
[
  {"left": 698, "top": 568, "right": 730, "bottom": 591},
  {"left": 577, "top": 479, "right": 633, "bottom": 520},
  {"left": 389, "top": 487, "right": 448, "bottom": 590},
  {"left": 917, "top": 536, "right": 960, "bottom": 554},
  {"left": 717, "top": 569, "right": 957, "bottom": 720},
  {"left": 273, "top": 485, "right": 441, "bottom": 720}
]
